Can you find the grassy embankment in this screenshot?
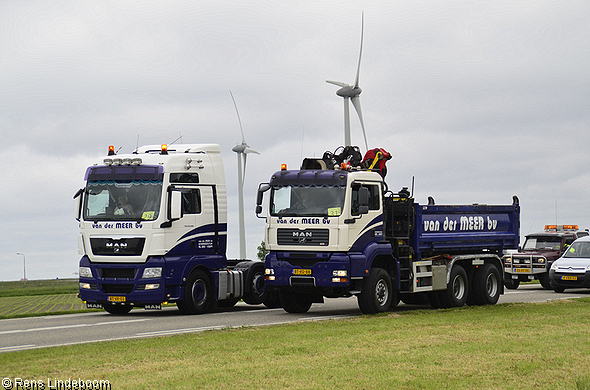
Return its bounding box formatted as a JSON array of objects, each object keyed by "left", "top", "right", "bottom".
[{"left": 1, "top": 289, "right": 589, "bottom": 388}]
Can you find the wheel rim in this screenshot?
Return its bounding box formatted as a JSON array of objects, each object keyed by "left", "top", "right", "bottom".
[
  {"left": 252, "top": 272, "right": 266, "bottom": 296},
  {"left": 453, "top": 274, "right": 466, "bottom": 300},
  {"left": 192, "top": 279, "right": 207, "bottom": 304},
  {"left": 486, "top": 272, "right": 498, "bottom": 297},
  {"left": 375, "top": 278, "right": 389, "bottom": 306}
]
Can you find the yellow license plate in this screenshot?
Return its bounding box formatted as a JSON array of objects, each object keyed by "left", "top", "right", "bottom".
[
  {"left": 561, "top": 275, "right": 578, "bottom": 281},
  {"left": 514, "top": 269, "right": 530, "bottom": 273},
  {"left": 108, "top": 296, "right": 126, "bottom": 302},
  {"left": 293, "top": 269, "right": 312, "bottom": 276}
]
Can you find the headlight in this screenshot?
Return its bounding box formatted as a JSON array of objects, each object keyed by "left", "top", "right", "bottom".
[
  {"left": 142, "top": 267, "right": 162, "bottom": 278},
  {"left": 265, "top": 268, "right": 274, "bottom": 275},
  {"left": 504, "top": 256, "right": 512, "bottom": 264},
  {"left": 79, "top": 267, "right": 92, "bottom": 278},
  {"left": 332, "top": 270, "right": 348, "bottom": 277},
  {"left": 551, "top": 263, "right": 558, "bottom": 270}
]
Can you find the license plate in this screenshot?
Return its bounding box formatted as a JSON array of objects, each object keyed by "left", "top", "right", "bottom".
[
  {"left": 514, "top": 269, "right": 530, "bottom": 273},
  {"left": 108, "top": 296, "right": 126, "bottom": 302},
  {"left": 293, "top": 269, "right": 312, "bottom": 275},
  {"left": 86, "top": 302, "right": 103, "bottom": 309},
  {"left": 561, "top": 275, "right": 578, "bottom": 281}
]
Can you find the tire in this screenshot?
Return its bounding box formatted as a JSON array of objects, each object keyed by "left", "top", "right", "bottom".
[
  {"left": 177, "top": 269, "right": 214, "bottom": 314},
  {"left": 357, "top": 268, "right": 394, "bottom": 314},
  {"left": 103, "top": 304, "right": 133, "bottom": 315},
  {"left": 243, "top": 266, "right": 269, "bottom": 305},
  {"left": 280, "top": 290, "right": 313, "bottom": 313},
  {"left": 504, "top": 278, "right": 520, "bottom": 290},
  {"left": 472, "top": 263, "right": 501, "bottom": 305},
  {"left": 427, "top": 291, "right": 444, "bottom": 309},
  {"left": 539, "top": 274, "right": 552, "bottom": 290},
  {"left": 440, "top": 265, "right": 468, "bottom": 308},
  {"left": 553, "top": 286, "right": 566, "bottom": 293}
]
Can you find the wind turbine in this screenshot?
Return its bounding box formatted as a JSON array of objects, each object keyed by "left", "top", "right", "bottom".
[
  {"left": 326, "top": 12, "right": 368, "bottom": 150},
  {"left": 230, "top": 90, "right": 260, "bottom": 260}
]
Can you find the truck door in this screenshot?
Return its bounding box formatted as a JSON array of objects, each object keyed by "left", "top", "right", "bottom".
[
  {"left": 348, "top": 183, "right": 382, "bottom": 250},
  {"left": 166, "top": 185, "right": 218, "bottom": 255}
]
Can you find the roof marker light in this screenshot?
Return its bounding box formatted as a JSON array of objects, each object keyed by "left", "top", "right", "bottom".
[
  {"left": 108, "top": 145, "right": 115, "bottom": 156},
  {"left": 281, "top": 164, "right": 287, "bottom": 170},
  {"left": 161, "top": 144, "right": 168, "bottom": 155}
]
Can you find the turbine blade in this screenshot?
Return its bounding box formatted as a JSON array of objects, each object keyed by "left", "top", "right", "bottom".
[
  {"left": 326, "top": 80, "right": 348, "bottom": 88},
  {"left": 229, "top": 90, "right": 246, "bottom": 144},
  {"left": 351, "top": 96, "right": 368, "bottom": 150},
  {"left": 354, "top": 11, "right": 364, "bottom": 88},
  {"left": 244, "top": 147, "right": 260, "bottom": 155}
]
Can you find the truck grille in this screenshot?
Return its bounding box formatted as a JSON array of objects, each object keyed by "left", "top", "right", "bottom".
[
  {"left": 100, "top": 284, "right": 134, "bottom": 294},
  {"left": 90, "top": 237, "right": 145, "bottom": 256},
  {"left": 277, "top": 228, "right": 329, "bottom": 246},
  {"left": 99, "top": 268, "right": 137, "bottom": 279}
]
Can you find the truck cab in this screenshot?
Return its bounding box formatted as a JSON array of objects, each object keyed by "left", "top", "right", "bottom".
[{"left": 503, "top": 225, "right": 587, "bottom": 289}]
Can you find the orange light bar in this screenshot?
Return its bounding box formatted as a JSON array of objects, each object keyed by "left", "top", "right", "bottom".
[
  {"left": 108, "top": 145, "right": 115, "bottom": 156},
  {"left": 281, "top": 164, "right": 287, "bottom": 170},
  {"left": 161, "top": 144, "right": 168, "bottom": 155},
  {"left": 545, "top": 225, "right": 557, "bottom": 230},
  {"left": 545, "top": 224, "right": 579, "bottom": 231},
  {"left": 340, "top": 163, "right": 348, "bottom": 170}
]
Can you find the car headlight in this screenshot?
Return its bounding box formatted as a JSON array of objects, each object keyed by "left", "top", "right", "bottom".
[
  {"left": 504, "top": 256, "right": 512, "bottom": 264},
  {"left": 142, "top": 267, "right": 162, "bottom": 278},
  {"left": 551, "top": 263, "right": 558, "bottom": 271},
  {"left": 79, "top": 267, "right": 92, "bottom": 278}
]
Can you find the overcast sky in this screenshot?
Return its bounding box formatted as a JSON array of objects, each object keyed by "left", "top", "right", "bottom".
[{"left": 2, "top": 0, "right": 589, "bottom": 281}]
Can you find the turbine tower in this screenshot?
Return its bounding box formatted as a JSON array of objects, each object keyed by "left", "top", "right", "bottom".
[
  {"left": 327, "top": 12, "right": 368, "bottom": 150},
  {"left": 230, "top": 90, "right": 260, "bottom": 260}
]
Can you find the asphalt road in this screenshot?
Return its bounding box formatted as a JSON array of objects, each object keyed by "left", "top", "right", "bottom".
[{"left": 2, "top": 284, "right": 589, "bottom": 353}]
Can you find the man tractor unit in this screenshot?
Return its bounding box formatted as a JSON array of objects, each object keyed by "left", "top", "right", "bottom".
[
  {"left": 75, "top": 144, "right": 267, "bottom": 314},
  {"left": 256, "top": 146, "right": 520, "bottom": 314}
]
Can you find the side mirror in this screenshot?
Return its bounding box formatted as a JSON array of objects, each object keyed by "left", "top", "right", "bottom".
[
  {"left": 170, "top": 190, "right": 182, "bottom": 220},
  {"left": 256, "top": 183, "right": 270, "bottom": 218},
  {"left": 73, "top": 188, "right": 84, "bottom": 221}
]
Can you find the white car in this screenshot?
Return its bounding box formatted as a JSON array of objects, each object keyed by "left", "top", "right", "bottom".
[{"left": 549, "top": 235, "right": 590, "bottom": 292}]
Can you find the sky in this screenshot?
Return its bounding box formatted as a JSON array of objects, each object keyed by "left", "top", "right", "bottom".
[{"left": 1, "top": 0, "right": 590, "bottom": 281}]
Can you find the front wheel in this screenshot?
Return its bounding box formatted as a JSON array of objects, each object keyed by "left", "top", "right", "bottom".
[
  {"left": 358, "top": 268, "right": 394, "bottom": 314},
  {"left": 539, "top": 274, "right": 552, "bottom": 289},
  {"left": 103, "top": 304, "right": 133, "bottom": 315},
  {"left": 504, "top": 278, "right": 520, "bottom": 290},
  {"left": 177, "top": 269, "right": 214, "bottom": 314},
  {"left": 243, "top": 266, "right": 269, "bottom": 305},
  {"left": 280, "top": 290, "right": 313, "bottom": 313},
  {"left": 472, "top": 263, "right": 501, "bottom": 305}
]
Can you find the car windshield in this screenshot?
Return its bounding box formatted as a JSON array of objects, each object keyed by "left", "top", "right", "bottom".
[
  {"left": 270, "top": 185, "right": 345, "bottom": 217},
  {"left": 84, "top": 180, "right": 163, "bottom": 221},
  {"left": 522, "top": 236, "right": 562, "bottom": 251},
  {"left": 563, "top": 241, "right": 590, "bottom": 258}
]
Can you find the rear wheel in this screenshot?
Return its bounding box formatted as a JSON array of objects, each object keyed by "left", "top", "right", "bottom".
[
  {"left": 539, "top": 274, "right": 552, "bottom": 289},
  {"left": 472, "top": 263, "right": 501, "bottom": 305},
  {"left": 358, "top": 268, "right": 394, "bottom": 314},
  {"left": 177, "top": 269, "right": 214, "bottom": 314},
  {"left": 103, "top": 304, "right": 133, "bottom": 315},
  {"left": 553, "top": 286, "right": 566, "bottom": 293},
  {"left": 440, "top": 265, "right": 468, "bottom": 308}
]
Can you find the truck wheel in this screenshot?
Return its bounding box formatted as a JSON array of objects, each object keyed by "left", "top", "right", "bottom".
[
  {"left": 427, "top": 291, "right": 444, "bottom": 309},
  {"left": 358, "top": 268, "right": 394, "bottom": 314},
  {"left": 539, "top": 274, "right": 552, "bottom": 289},
  {"left": 280, "top": 290, "right": 313, "bottom": 313},
  {"left": 441, "top": 265, "right": 468, "bottom": 308},
  {"left": 504, "top": 279, "right": 520, "bottom": 290},
  {"left": 177, "top": 269, "right": 213, "bottom": 314},
  {"left": 243, "top": 265, "right": 269, "bottom": 305},
  {"left": 553, "top": 286, "right": 565, "bottom": 293},
  {"left": 103, "top": 304, "right": 133, "bottom": 315},
  {"left": 472, "top": 263, "right": 501, "bottom": 305}
]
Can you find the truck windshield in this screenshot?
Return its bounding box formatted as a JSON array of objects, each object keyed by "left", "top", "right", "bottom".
[
  {"left": 563, "top": 241, "right": 590, "bottom": 258},
  {"left": 270, "top": 185, "right": 345, "bottom": 217},
  {"left": 84, "top": 180, "right": 163, "bottom": 221},
  {"left": 522, "top": 236, "right": 562, "bottom": 251}
]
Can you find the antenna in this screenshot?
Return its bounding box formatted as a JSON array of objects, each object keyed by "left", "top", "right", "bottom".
[
  {"left": 169, "top": 132, "right": 183, "bottom": 145},
  {"left": 327, "top": 11, "right": 368, "bottom": 150}
]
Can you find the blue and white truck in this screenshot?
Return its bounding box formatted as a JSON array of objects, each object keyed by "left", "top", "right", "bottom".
[
  {"left": 75, "top": 144, "right": 268, "bottom": 314},
  {"left": 256, "top": 150, "right": 520, "bottom": 314}
]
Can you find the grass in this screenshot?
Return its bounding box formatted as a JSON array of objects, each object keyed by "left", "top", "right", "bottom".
[
  {"left": 2, "top": 298, "right": 590, "bottom": 389},
  {"left": 0, "top": 279, "right": 96, "bottom": 319}
]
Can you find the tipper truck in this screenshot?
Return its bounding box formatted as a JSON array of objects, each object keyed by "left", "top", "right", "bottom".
[
  {"left": 256, "top": 147, "right": 520, "bottom": 314},
  {"left": 75, "top": 143, "right": 268, "bottom": 314}
]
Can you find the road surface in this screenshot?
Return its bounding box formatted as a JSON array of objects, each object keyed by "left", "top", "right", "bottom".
[{"left": 1, "top": 284, "right": 588, "bottom": 353}]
